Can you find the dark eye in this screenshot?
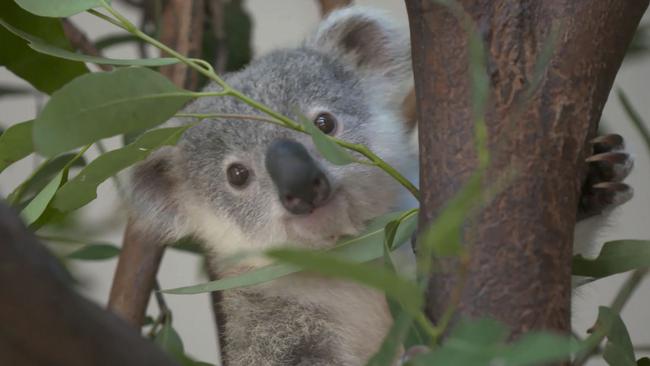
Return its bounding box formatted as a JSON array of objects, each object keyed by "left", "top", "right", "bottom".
[
  {"left": 227, "top": 163, "right": 250, "bottom": 188},
  {"left": 313, "top": 113, "right": 337, "bottom": 135}
]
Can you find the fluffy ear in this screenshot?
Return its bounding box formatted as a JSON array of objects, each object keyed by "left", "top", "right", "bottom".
[
  {"left": 306, "top": 6, "right": 412, "bottom": 88},
  {"left": 128, "top": 146, "right": 189, "bottom": 243}
]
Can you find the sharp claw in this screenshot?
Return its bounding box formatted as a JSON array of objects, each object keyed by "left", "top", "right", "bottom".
[
  {"left": 590, "top": 134, "right": 624, "bottom": 152},
  {"left": 585, "top": 151, "right": 629, "bottom": 164},
  {"left": 593, "top": 182, "right": 634, "bottom": 206},
  {"left": 592, "top": 181, "right": 629, "bottom": 191}
]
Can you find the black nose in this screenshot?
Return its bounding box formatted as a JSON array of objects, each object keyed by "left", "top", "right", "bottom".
[{"left": 265, "top": 139, "right": 331, "bottom": 215}]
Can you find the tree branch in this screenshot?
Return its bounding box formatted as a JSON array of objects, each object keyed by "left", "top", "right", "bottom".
[{"left": 406, "top": 0, "right": 649, "bottom": 342}]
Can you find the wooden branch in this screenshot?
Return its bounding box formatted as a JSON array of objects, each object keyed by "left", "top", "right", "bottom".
[
  {"left": 405, "top": 0, "right": 648, "bottom": 339},
  {"left": 0, "top": 203, "right": 179, "bottom": 366},
  {"left": 159, "top": 0, "right": 206, "bottom": 90},
  {"left": 317, "top": 0, "right": 352, "bottom": 17},
  {"left": 108, "top": 219, "right": 165, "bottom": 326}
]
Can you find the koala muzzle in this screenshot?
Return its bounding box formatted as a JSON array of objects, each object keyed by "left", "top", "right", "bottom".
[{"left": 265, "top": 139, "right": 332, "bottom": 215}]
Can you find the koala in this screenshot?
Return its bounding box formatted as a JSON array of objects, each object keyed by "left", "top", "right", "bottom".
[{"left": 128, "top": 6, "right": 633, "bottom": 366}]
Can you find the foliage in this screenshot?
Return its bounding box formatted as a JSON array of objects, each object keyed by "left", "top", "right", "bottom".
[{"left": 0, "top": 0, "right": 649, "bottom": 365}]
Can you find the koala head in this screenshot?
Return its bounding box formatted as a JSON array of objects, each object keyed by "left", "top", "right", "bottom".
[{"left": 130, "top": 7, "right": 414, "bottom": 260}]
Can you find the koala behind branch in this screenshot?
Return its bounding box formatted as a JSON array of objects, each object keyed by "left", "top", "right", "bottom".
[{"left": 129, "top": 6, "right": 634, "bottom": 366}]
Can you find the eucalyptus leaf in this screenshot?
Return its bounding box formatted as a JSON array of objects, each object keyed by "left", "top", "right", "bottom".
[
  {"left": 162, "top": 210, "right": 418, "bottom": 294},
  {"left": 33, "top": 67, "right": 193, "bottom": 156},
  {"left": 67, "top": 243, "right": 120, "bottom": 260},
  {"left": 408, "top": 318, "right": 576, "bottom": 366},
  {"left": 598, "top": 307, "right": 636, "bottom": 366},
  {"left": 267, "top": 248, "right": 423, "bottom": 316},
  {"left": 8, "top": 153, "right": 85, "bottom": 206},
  {"left": 498, "top": 333, "right": 578, "bottom": 366},
  {"left": 0, "top": 1, "right": 87, "bottom": 93},
  {"left": 154, "top": 320, "right": 185, "bottom": 358},
  {"left": 0, "top": 120, "right": 33, "bottom": 173},
  {"left": 15, "top": 0, "right": 107, "bottom": 17},
  {"left": 20, "top": 171, "right": 64, "bottom": 226},
  {"left": 572, "top": 240, "right": 650, "bottom": 279},
  {"left": 0, "top": 19, "right": 179, "bottom": 67},
  {"left": 298, "top": 113, "right": 355, "bottom": 166},
  {"left": 53, "top": 126, "right": 190, "bottom": 212}
]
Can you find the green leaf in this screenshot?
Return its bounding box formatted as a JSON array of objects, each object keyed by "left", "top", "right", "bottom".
[
  {"left": 52, "top": 126, "right": 190, "bottom": 212},
  {"left": 572, "top": 240, "right": 650, "bottom": 279},
  {"left": 267, "top": 248, "right": 423, "bottom": 316},
  {"left": 297, "top": 113, "right": 355, "bottom": 166},
  {"left": 15, "top": 0, "right": 107, "bottom": 17},
  {"left": 599, "top": 307, "right": 636, "bottom": 366},
  {"left": 154, "top": 320, "right": 185, "bottom": 358},
  {"left": 154, "top": 319, "right": 213, "bottom": 366},
  {"left": 0, "top": 2, "right": 88, "bottom": 94},
  {"left": 67, "top": 243, "right": 120, "bottom": 260},
  {"left": 33, "top": 67, "right": 193, "bottom": 156},
  {"left": 8, "top": 153, "right": 85, "bottom": 206},
  {"left": 408, "top": 318, "right": 576, "bottom": 366},
  {"left": 499, "top": 333, "right": 577, "bottom": 366},
  {"left": 162, "top": 210, "right": 418, "bottom": 294},
  {"left": 20, "top": 170, "right": 64, "bottom": 226},
  {"left": 0, "top": 19, "right": 179, "bottom": 67},
  {"left": 0, "top": 120, "right": 33, "bottom": 172}
]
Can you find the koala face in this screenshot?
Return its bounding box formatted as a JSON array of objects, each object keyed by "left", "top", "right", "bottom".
[{"left": 130, "top": 7, "right": 414, "bottom": 259}]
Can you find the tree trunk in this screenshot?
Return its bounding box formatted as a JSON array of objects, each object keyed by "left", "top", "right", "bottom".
[{"left": 405, "top": 0, "right": 648, "bottom": 338}]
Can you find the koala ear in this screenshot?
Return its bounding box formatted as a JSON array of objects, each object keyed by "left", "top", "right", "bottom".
[
  {"left": 306, "top": 6, "right": 412, "bottom": 87},
  {"left": 128, "top": 146, "right": 189, "bottom": 243}
]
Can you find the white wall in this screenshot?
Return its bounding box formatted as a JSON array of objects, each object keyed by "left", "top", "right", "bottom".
[{"left": 0, "top": 2, "right": 648, "bottom": 364}]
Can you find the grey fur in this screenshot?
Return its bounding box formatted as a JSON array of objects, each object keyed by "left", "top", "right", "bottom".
[
  {"left": 130, "top": 7, "right": 412, "bottom": 366},
  {"left": 128, "top": 5, "right": 634, "bottom": 366}
]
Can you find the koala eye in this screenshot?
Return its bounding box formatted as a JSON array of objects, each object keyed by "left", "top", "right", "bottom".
[
  {"left": 227, "top": 163, "right": 251, "bottom": 188},
  {"left": 313, "top": 112, "right": 337, "bottom": 135}
]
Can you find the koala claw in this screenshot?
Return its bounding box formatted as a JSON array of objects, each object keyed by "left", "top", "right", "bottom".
[{"left": 578, "top": 134, "right": 634, "bottom": 220}]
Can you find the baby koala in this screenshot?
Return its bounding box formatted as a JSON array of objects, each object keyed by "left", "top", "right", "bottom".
[{"left": 129, "top": 6, "right": 633, "bottom": 366}]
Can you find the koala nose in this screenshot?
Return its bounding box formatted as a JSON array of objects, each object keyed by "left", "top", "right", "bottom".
[{"left": 265, "top": 139, "right": 331, "bottom": 215}]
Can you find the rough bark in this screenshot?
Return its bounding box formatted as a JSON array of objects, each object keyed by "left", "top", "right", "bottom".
[
  {"left": 405, "top": 0, "right": 648, "bottom": 338},
  {"left": 159, "top": 0, "right": 206, "bottom": 90},
  {"left": 0, "top": 203, "right": 179, "bottom": 366},
  {"left": 317, "top": 0, "right": 352, "bottom": 17}
]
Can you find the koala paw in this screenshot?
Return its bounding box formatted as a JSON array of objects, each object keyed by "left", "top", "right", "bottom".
[{"left": 578, "top": 134, "right": 634, "bottom": 220}]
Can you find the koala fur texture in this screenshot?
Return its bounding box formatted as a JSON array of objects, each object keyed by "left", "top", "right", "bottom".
[{"left": 129, "top": 6, "right": 634, "bottom": 366}]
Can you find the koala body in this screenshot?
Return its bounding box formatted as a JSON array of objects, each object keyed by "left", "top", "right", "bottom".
[
  {"left": 132, "top": 7, "right": 414, "bottom": 366},
  {"left": 130, "top": 6, "right": 633, "bottom": 366}
]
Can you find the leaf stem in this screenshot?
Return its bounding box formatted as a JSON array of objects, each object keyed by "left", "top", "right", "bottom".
[{"left": 95, "top": 1, "right": 420, "bottom": 201}]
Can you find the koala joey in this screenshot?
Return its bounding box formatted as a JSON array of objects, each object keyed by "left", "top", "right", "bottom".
[{"left": 129, "top": 6, "right": 633, "bottom": 366}]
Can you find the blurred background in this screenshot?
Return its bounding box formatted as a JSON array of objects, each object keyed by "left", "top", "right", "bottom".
[{"left": 1, "top": 1, "right": 648, "bottom": 364}]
